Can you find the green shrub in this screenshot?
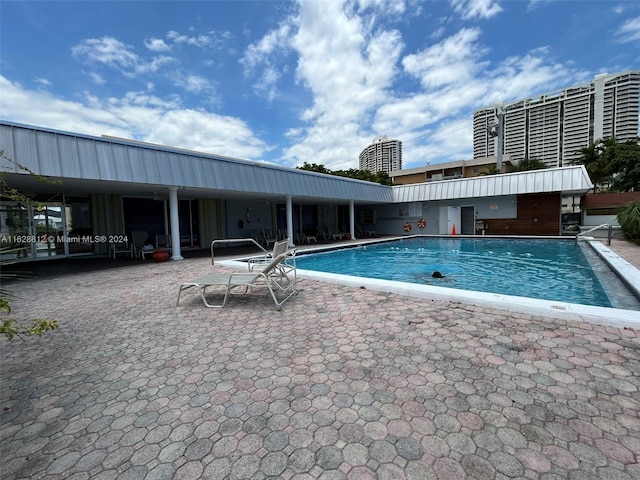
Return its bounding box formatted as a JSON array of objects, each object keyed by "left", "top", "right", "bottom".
[{"left": 617, "top": 201, "right": 640, "bottom": 245}]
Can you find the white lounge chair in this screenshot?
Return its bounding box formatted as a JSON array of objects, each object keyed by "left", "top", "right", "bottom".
[
  {"left": 247, "top": 239, "right": 289, "bottom": 270},
  {"left": 176, "top": 250, "right": 297, "bottom": 310}
]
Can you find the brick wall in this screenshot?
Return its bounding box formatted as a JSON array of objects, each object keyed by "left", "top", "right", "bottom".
[{"left": 481, "top": 193, "right": 561, "bottom": 235}]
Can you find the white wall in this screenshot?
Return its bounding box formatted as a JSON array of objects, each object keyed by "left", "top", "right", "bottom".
[
  {"left": 365, "top": 195, "right": 518, "bottom": 236},
  {"left": 225, "top": 201, "right": 274, "bottom": 239}
]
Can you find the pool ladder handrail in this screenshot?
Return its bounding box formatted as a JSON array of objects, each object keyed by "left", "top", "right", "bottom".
[
  {"left": 210, "top": 238, "right": 268, "bottom": 265},
  {"left": 576, "top": 223, "right": 612, "bottom": 246}
]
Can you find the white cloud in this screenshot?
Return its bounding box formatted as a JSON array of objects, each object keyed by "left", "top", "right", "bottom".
[
  {"left": 241, "top": 22, "right": 293, "bottom": 102},
  {"left": 166, "top": 29, "right": 232, "bottom": 50},
  {"left": 170, "top": 73, "right": 216, "bottom": 97},
  {"left": 72, "top": 37, "right": 139, "bottom": 69},
  {"left": 89, "top": 72, "right": 106, "bottom": 85},
  {"left": 167, "top": 30, "right": 211, "bottom": 47},
  {"left": 0, "top": 75, "right": 267, "bottom": 160},
  {"left": 353, "top": 0, "right": 407, "bottom": 15},
  {"left": 133, "top": 55, "right": 176, "bottom": 75},
  {"left": 35, "top": 78, "right": 51, "bottom": 87},
  {"left": 280, "top": 0, "right": 404, "bottom": 168},
  {"left": 241, "top": 23, "right": 292, "bottom": 72},
  {"left": 616, "top": 16, "right": 640, "bottom": 43},
  {"left": 145, "top": 37, "right": 171, "bottom": 52},
  {"left": 72, "top": 36, "right": 175, "bottom": 78},
  {"left": 402, "top": 28, "right": 486, "bottom": 89},
  {"left": 450, "top": 0, "right": 503, "bottom": 20},
  {"left": 375, "top": 30, "right": 577, "bottom": 167}
]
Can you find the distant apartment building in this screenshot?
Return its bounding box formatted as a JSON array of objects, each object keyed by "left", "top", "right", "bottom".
[
  {"left": 359, "top": 135, "right": 403, "bottom": 174},
  {"left": 473, "top": 71, "right": 640, "bottom": 167},
  {"left": 389, "top": 156, "right": 514, "bottom": 185}
]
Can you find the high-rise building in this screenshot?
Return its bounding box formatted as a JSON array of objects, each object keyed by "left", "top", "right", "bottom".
[
  {"left": 359, "top": 135, "right": 403, "bottom": 174},
  {"left": 473, "top": 71, "right": 640, "bottom": 167}
]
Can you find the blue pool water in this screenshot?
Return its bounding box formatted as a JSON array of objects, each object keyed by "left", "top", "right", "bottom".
[{"left": 295, "top": 237, "right": 613, "bottom": 308}]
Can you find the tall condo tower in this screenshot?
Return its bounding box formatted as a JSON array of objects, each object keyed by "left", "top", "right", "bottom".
[
  {"left": 473, "top": 71, "right": 640, "bottom": 167},
  {"left": 359, "top": 135, "right": 403, "bottom": 174}
]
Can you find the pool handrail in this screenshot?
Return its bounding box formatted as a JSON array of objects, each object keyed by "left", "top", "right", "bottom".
[
  {"left": 210, "top": 238, "right": 268, "bottom": 265},
  {"left": 576, "top": 223, "right": 612, "bottom": 245}
]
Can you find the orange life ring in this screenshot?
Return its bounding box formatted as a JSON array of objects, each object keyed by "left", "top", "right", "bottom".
[
  {"left": 403, "top": 222, "right": 412, "bottom": 232},
  {"left": 417, "top": 218, "right": 426, "bottom": 229}
]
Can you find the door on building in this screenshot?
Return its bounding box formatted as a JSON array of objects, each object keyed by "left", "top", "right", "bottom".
[
  {"left": 445, "top": 206, "right": 460, "bottom": 235},
  {"left": 460, "top": 206, "right": 475, "bottom": 235}
]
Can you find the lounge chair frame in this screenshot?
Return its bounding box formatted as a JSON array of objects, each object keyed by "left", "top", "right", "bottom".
[{"left": 177, "top": 239, "right": 297, "bottom": 310}]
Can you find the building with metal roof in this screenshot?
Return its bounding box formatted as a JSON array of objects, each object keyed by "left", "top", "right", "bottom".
[{"left": 1, "top": 121, "right": 593, "bottom": 262}]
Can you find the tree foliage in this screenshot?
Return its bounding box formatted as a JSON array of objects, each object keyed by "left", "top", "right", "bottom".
[
  {"left": 574, "top": 137, "right": 640, "bottom": 193},
  {"left": 617, "top": 201, "right": 640, "bottom": 245},
  {"left": 297, "top": 162, "right": 392, "bottom": 185},
  {"left": 508, "top": 158, "right": 547, "bottom": 172},
  {"left": 1, "top": 150, "right": 60, "bottom": 341}
]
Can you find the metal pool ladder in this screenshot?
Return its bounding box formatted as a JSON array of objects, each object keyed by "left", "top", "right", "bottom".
[{"left": 576, "top": 223, "right": 613, "bottom": 245}]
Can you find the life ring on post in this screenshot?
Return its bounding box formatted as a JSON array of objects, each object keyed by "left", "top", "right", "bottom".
[
  {"left": 403, "top": 222, "right": 412, "bottom": 232},
  {"left": 417, "top": 218, "right": 427, "bottom": 229}
]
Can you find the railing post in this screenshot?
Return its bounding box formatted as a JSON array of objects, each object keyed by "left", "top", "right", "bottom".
[{"left": 608, "top": 225, "right": 612, "bottom": 246}]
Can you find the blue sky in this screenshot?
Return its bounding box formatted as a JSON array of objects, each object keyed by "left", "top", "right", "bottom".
[{"left": 1, "top": 1, "right": 639, "bottom": 170}]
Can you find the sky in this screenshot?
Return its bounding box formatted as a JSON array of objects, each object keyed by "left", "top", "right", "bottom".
[{"left": 1, "top": 1, "right": 639, "bottom": 171}]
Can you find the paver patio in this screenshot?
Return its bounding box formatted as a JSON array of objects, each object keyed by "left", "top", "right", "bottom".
[{"left": 1, "top": 240, "right": 639, "bottom": 479}]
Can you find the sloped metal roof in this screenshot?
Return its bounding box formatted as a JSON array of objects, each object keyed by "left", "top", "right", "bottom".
[
  {"left": 393, "top": 166, "right": 593, "bottom": 202},
  {"left": 1, "top": 121, "right": 593, "bottom": 204},
  {"left": 0, "top": 121, "right": 392, "bottom": 203}
]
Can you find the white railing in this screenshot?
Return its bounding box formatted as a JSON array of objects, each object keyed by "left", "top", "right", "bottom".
[
  {"left": 576, "top": 223, "right": 613, "bottom": 245},
  {"left": 210, "top": 238, "right": 267, "bottom": 265}
]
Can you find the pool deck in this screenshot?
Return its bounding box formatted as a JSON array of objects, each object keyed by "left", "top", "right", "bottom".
[{"left": 1, "top": 238, "right": 639, "bottom": 479}]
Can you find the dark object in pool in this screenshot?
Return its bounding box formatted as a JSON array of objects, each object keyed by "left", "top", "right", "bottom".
[{"left": 432, "top": 271, "right": 445, "bottom": 278}]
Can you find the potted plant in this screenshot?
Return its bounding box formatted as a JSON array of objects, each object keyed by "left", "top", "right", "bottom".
[{"left": 152, "top": 249, "right": 170, "bottom": 262}]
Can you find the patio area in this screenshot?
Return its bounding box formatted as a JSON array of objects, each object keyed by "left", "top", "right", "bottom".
[{"left": 1, "top": 239, "right": 639, "bottom": 479}]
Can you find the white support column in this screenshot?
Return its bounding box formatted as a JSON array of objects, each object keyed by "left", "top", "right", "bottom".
[
  {"left": 169, "top": 187, "right": 183, "bottom": 260},
  {"left": 286, "top": 196, "right": 294, "bottom": 248},
  {"left": 349, "top": 200, "right": 356, "bottom": 240},
  {"left": 163, "top": 199, "right": 169, "bottom": 235}
]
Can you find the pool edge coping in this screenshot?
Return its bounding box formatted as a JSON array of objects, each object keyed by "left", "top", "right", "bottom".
[{"left": 219, "top": 236, "right": 640, "bottom": 329}]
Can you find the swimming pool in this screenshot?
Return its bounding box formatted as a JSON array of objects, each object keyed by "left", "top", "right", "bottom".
[{"left": 294, "top": 237, "right": 613, "bottom": 308}]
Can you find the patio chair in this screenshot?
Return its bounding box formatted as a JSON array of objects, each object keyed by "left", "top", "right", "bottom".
[
  {"left": 248, "top": 239, "right": 297, "bottom": 289},
  {"left": 131, "top": 230, "right": 151, "bottom": 259},
  {"left": 156, "top": 234, "right": 171, "bottom": 252},
  {"left": 303, "top": 232, "right": 317, "bottom": 244},
  {"left": 262, "top": 229, "right": 277, "bottom": 248},
  {"left": 176, "top": 250, "right": 297, "bottom": 310},
  {"left": 247, "top": 239, "right": 289, "bottom": 271},
  {"left": 316, "top": 226, "right": 331, "bottom": 241}
]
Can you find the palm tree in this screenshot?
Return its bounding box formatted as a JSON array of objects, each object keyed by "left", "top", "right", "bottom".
[
  {"left": 508, "top": 158, "right": 546, "bottom": 172},
  {"left": 576, "top": 139, "right": 614, "bottom": 193}
]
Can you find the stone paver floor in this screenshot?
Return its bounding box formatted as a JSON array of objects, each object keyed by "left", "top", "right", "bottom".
[{"left": 1, "top": 250, "right": 639, "bottom": 480}]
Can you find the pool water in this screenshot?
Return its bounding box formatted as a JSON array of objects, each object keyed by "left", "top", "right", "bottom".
[{"left": 295, "top": 237, "right": 613, "bottom": 308}]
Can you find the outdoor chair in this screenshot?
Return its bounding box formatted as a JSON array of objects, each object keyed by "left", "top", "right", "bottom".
[
  {"left": 262, "top": 229, "right": 277, "bottom": 248},
  {"left": 155, "top": 234, "right": 171, "bottom": 252},
  {"left": 303, "top": 233, "right": 317, "bottom": 244},
  {"left": 176, "top": 250, "right": 297, "bottom": 310},
  {"left": 316, "top": 226, "right": 331, "bottom": 240},
  {"left": 247, "top": 239, "right": 289, "bottom": 271},
  {"left": 131, "top": 230, "right": 151, "bottom": 259},
  {"left": 248, "top": 239, "right": 297, "bottom": 289}
]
